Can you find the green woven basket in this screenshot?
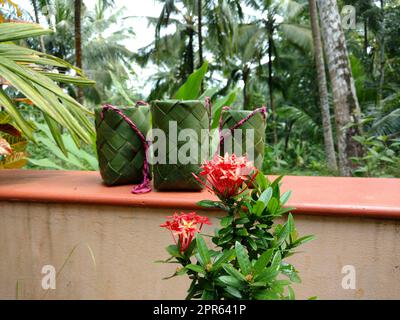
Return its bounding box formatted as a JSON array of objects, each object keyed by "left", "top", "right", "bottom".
[
  {"left": 220, "top": 109, "right": 266, "bottom": 170},
  {"left": 150, "top": 100, "right": 208, "bottom": 191},
  {"left": 95, "top": 104, "right": 151, "bottom": 186}
]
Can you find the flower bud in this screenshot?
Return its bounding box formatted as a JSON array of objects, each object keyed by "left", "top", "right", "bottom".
[{"left": 245, "top": 274, "right": 253, "bottom": 282}]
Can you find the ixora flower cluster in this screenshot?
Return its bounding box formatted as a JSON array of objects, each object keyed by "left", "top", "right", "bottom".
[{"left": 160, "top": 154, "right": 315, "bottom": 300}]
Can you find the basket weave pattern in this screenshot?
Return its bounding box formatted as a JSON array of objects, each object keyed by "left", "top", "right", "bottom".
[
  {"left": 220, "top": 110, "right": 266, "bottom": 169},
  {"left": 95, "top": 105, "right": 150, "bottom": 186},
  {"left": 151, "top": 100, "right": 208, "bottom": 190}
]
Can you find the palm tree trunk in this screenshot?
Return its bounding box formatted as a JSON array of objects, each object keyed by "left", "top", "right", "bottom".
[
  {"left": 188, "top": 25, "right": 194, "bottom": 75},
  {"left": 309, "top": 0, "right": 337, "bottom": 172},
  {"left": 267, "top": 17, "right": 277, "bottom": 144},
  {"left": 197, "top": 0, "right": 204, "bottom": 91},
  {"left": 364, "top": 18, "right": 368, "bottom": 55},
  {"left": 31, "top": 0, "right": 45, "bottom": 53},
  {"left": 317, "top": 0, "right": 362, "bottom": 176},
  {"left": 377, "top": 0, "right": 385, "bottom": 109},
  {"left": 74, "top": 0, "right": 84, "bottom": 104},
  {"left": 243, "top": 65, "right": 250, "bottom": 110}
]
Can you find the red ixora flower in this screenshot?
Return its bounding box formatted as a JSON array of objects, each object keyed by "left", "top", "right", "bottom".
[
  {"left": 193, "top": 153, "right": 257, "bottom": 200},
  {"left": 160, "top": 212, "right": 211, "bottom": 252}
]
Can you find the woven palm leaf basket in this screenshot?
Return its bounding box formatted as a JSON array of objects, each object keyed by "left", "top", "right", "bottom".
[
  {"left": 150, "top": 100, "right": 208, "bottom": 191},
  {"left": 219, "top": 108, "right": 266, "bottom": 170},
  {"left": 95, "top": 102, "right": 151, "bottom": 186}
]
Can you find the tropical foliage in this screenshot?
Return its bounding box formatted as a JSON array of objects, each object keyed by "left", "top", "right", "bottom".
[{"left": 0, "top": 0, "right": 399, "bottom": 177}]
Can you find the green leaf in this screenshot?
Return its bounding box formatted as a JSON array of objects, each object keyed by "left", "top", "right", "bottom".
[
  {"left": 211, "top": 89, "right": 237, "bottom": 129},
  {"left": 199, "top": 87, "right": 219, "bottom": 100},
  {"left": 201, "top": 290, "right": 214, "bottom": 300},
  {"left": 255, "top": 173, "right": 269, "bottom": 190},
  {"left": 224, "top": 286, "right": 242, "bottom": 299},
  {"left": 220, "top": 215, "right": 234, "bottom": 227},
  {"left": 185, "top": 264, "right": 206, "bottom": 274},
  {"left": 236, "top": 228, "right": 249, "bottom": 237},
  {"left": 291, "top": 235, "right": 316, "bottom": 247},
  {"left": 212, "top": 250, "right": 235, "bottom": 272},
  {"left": 281, "top": 263, "right": 301, "bottom": 283},
  {"left": 270, "top": 251, "right": 282, "bottom": 271},
  {"left": 253, "top": 200, "right": 266, "bottom": 216},
  {"left": 259, "top": 187, "right": 273, "bottom": 205},
  {"left": 287, "top": 286, "right": 295, "bottom": 300},
  {"left": 174, "top": 61, "right": 208, "bottom": 100},
  {"left": 43, "top": 113, "right": 67, "bottom": 156},
  {"left": 196, "top": 199, "right": 226, "bottom": 210},
  {"left": 166, "top": 245, "right": 182, "bottom": 258},
  {"left": 222, "top": 264, "right": 246, "bottom": 281},
  {"left": 254, "top": 267, "right": 279, "bottom": 283},
  {"left": 271, "top": 175, "right": 284, "bottom": 198},
  {"left": 0, "top": 23, "right": 53, "bottom": 42},
  {"left": 196, "top": 235, "right": 210, "bottom": 266},
  {"left": 267, "top": 198, "right": 279, "bottom": 215},
  {"left": 280, "top": 190, "right": 292, "bottom": 206},
  {"left": 253, "top": 289, "right": 279, "bottom": 300},
  {"left": 218, "top": 276, "right": 244, "bottom": 289},
  {"left": 276, "top": 207, "right": 296, "bottom": 215},
  {"left": 28, "top": 158, "right": 65, "bottom": 170},
  {"left": 235, "top": 241, "right": 252, "bottom": 276},
  {"left": 276, "top": 215, "right": 293, "bottom": 246},
  {"left": 253, "top": 249, "right": 274, "bottom": 275},
  {"left": 0, "top": 88, "right": 33, "bottom": 140},
  {"left": 247, "top": 238, "right": 258, "bottom": 251}
]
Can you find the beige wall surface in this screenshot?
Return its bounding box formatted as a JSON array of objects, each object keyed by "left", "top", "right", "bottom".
[{"left": 0, "top": 201, "right": 399, "bottom": 300}]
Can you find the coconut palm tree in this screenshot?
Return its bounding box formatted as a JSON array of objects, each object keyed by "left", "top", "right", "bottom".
[
  {"left": 317, "top": 0, "right": 362, "bottom": 176},
  {"left": 308, "top": 0, "right": 337, "bottom": 171},
  {"left": 227, "top": 0, "right": 313, "bottom": 143}
]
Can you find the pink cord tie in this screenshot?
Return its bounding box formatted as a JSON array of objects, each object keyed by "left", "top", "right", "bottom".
[
  {"left": 218, "top": 105, "right": 267, "bottom": 156},
  {"left": 101, "top": 103, "right": 151, "bottom": 194}
]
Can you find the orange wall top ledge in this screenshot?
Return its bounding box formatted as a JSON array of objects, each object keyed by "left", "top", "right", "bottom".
[{"left": 0, "top": 170, "right": 399, "bottom": 220}]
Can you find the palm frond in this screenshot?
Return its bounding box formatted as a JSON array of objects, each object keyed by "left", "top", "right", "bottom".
[{"left": 370, "top": 108, "right": 400, "bottom": 136}]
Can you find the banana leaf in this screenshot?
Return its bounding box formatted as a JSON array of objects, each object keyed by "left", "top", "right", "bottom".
[{"left": 151, "top": 100, "right": 208, "bottom": 191}]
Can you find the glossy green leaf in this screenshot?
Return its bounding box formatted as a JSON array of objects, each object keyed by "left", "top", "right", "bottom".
[
  {"left": 253, "top": 249, "right": 274, "bottom": 275},
  {"left": 166, "top": 245, "right": 182, "bottom": 258},
  {"left": 212, "top": 249, "right": 235, "bottom": 272},
  {"left": 185, "top": 264, "right": 206, "bottom": 274},
  {"left": 174, "top": 61, "right": 208, "bottom": 100},
  {"left": 218, "top": 276, "right": 244, "bottom": 289},
  {"left": 196, "top": 235, "right": 211, "bottom": 266},
  {"left": 259, "top": 187, "right": 273, "bottom": 205},
  {"left": 223, "top": 264, "right": 246, "bottom": 281},
  {"left": 235, "top": 241, "right": 252, "bottom": 276},
  {"left": 224, "top": 286, "right": 242, "bottom": 299},
  {"left": 0, "top": 23, "right": 52, "bottom": 42},
  {"left": 291, "top": 235, "right": 316, "bottom": 247},
  {"left": 280, "top": 190, "right": 292, "bottom": 206}
]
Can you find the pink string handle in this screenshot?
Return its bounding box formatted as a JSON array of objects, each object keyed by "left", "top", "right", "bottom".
[
  {"left": 218, "top": 106, "right": 267, "bottom": 155},
  {"left": 101, "top": 103, "right": 151, "bottom": 194}
]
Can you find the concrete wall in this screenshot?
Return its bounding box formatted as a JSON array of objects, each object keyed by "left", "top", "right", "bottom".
[{"left": 0, "top": 201, "right": 399, "bottom": 300}]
